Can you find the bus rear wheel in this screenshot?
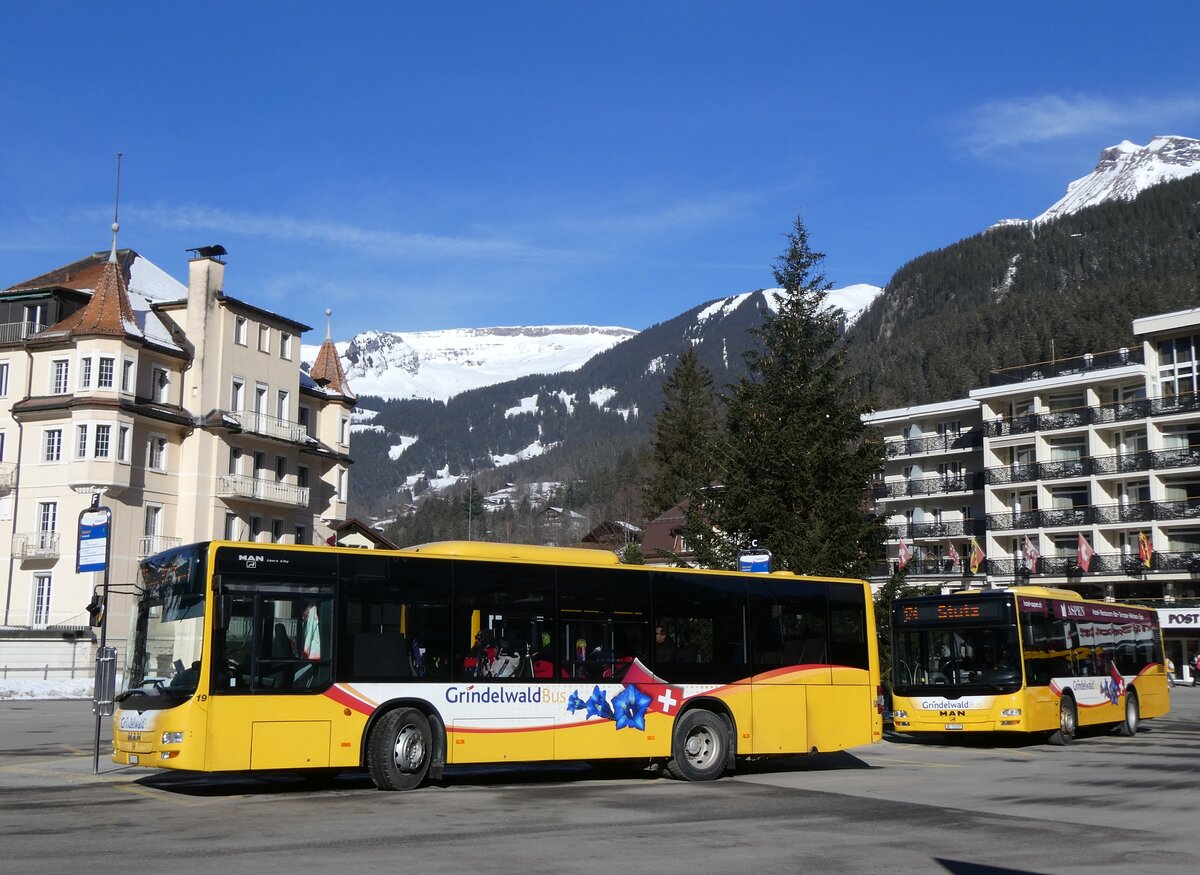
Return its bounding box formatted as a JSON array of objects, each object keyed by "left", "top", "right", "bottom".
[
  {"left": 666, "top": 709, "right": 729, "bottom": 782},
  {"left": 368, "top": 707, "right": 432, "bottom": 791},
  {"left": 1048, "top": 695, "right": 1077, "bottom": 746},
  {"left": 1116, "top": 689, "right": 1139, "bottom": 737}
]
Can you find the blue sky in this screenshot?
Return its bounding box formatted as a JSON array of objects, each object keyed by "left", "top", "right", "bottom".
[{"left": 2, "top": 2, "right": 1199, "bottom": 341}]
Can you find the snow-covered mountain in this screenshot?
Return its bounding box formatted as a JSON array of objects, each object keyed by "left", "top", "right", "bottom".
[
  {"left": 305, "top": 285, "right": 880, "bottom": 403},
  {"left": 302, "top": 325, "right": 636, "bottom": 401},
  {"left": 995, "top": 136, "right": 1200, "bottom": 226}
]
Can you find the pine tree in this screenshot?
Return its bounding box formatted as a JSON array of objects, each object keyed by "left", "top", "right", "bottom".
[
  {"left": 687, "top": 213, "right": 886, "bottom": 576},
  {"left": 642, "top": 346, "right": 721, "bottom": 520}
]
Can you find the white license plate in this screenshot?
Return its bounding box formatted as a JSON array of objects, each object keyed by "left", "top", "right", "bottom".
[
  {"left": 129, "top": 754, "right": 139, "bottom": 765},
  {"left": 944, "top": 723, "right": 964, "bottom": 731}
]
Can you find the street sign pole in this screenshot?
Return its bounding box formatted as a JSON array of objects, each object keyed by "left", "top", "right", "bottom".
[{"left": 79, "top": 493, "right": 113, "bottom": 775}]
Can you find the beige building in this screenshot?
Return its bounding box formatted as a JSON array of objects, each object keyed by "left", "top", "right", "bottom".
[
  {"left": 866, "top": 305, "right": 1200, "bottom": 682},
  {"left": 0, "top": 243, "right": 354, "bottom": 676}
]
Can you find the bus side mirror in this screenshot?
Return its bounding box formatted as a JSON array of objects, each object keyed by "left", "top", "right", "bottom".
[{"left": 213, "top": 577, "right": 231, "bottom": 631}]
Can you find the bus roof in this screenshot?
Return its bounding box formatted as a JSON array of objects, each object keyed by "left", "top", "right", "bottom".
[
  {"left": 906, "top": 585, "right": 1155, "bottom": 614},
  {"left": 404, "top": 540, "right": 622, "bottom": 566}
]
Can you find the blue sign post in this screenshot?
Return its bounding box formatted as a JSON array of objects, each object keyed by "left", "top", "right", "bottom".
[
  {"left": 738, "top": 542, "right": 772, "bottom": 574},
  {"left": 79, "top": 495, "right": 114, "bottom": 774}
]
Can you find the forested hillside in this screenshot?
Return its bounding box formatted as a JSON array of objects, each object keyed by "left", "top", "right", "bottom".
[{"left": 845, "top": 173, "right": 1200, "bottom": 407}]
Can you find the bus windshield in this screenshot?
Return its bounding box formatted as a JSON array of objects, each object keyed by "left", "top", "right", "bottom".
[
  {"left": 120, "top": 545, "right": 207, "bottom": 703},
  {"left": 894, "top": 625, "right": 1022, "bottom": 693}
]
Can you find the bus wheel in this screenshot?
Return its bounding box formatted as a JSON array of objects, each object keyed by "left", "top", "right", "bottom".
[
  {"left": 368, "top": 708, "right": 432, "bottom": 791},
  {"left": 1117, "top": 690, "right": 1139, "bottom": 738},
  {"left": 1048, "top": 695, "right": 1077, "bottom": 746},
  {"left": 666, "top": 709, "right": 728, "bottom": 782}
]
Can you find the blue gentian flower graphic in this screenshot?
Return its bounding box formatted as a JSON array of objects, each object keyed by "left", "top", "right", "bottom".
[
  {"left": 612, "top": 684, "right": 652, "bottom": 731},
  {"left": 566, "top": 690, "right": 586, "bottom": 714},
  {"left": 584, "top": 685, "right": 614, "bottom": 720}
]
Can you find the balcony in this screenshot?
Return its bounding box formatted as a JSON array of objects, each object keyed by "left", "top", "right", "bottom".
[
  {"left": 229, "top": 411, "right": 309, "bottom": 444},
  {"left": 1092, "top": 451, "right": 1151, "bottom": 475},
  {"left": 138, "top": 535, "right": 183, "bottom": 558},
  {"left": 12, "top": 531, "right": 60, "bottom": 560},
  {"left": 984, "top": 463, "right": 1040, "bottom": 486},
  {"left": 872, "top": 472, "right": 980, "bottom": 500},
  {"left": 0, "top": 320, "right": 48, "bottom": 344},
  {"left": 985, "top": 391, "right": 1200, "bottom": 440},
  {"left": 987, "top": 499, "right": 1200, "bottom": 530},
  {"left": 890, "top": 519, "right": 985, "bottom": 540},
  {"left": 0, "top": 462, "right": 16, "bottom": 493},
  {"left": 884, "top": 430, "right": 983, "bottom": 458},
  {"left": 217, "top": 474, "right": 310, "bottom": 508},
  {"left": 987, "top": 346, "right": 1143, "bottom": 387}
]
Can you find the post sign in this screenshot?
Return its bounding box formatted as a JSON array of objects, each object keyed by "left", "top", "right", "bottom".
[
  {"left": 739, "top": 547, "right": 772, "bottom": 573},
  {"left": 78, "top": 509, "right": 110, "bottom": 573}
]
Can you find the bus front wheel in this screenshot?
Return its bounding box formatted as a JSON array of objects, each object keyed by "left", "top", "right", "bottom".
[
  {"left": 666, "top": 709, "right": 729, "bottom": 782},
  {"left": 1048, "top": 695, "right": 1077, "bottom": 746},
  {"left": 1116, "top": 689, "right": 1139, "bottom": 737},
  {"left": 368, "top": 707, "right": 432, "bottom": 791}
]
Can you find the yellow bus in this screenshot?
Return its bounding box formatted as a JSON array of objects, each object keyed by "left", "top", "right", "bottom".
[
  {"left": 890, "top": 586, "right": 1169, "bottom": 743},
  {"left": 112, "top": 540, "right": 883, "bottom": 789}
]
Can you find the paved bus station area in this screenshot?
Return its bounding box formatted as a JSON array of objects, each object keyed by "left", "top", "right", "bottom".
[{"left": 1, "top": 691, "right": 1198, "bottom": 874}]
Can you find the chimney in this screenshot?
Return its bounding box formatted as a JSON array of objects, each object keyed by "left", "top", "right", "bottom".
[{"left": 183, "top": 248, "right": 227, "bottom": 416}]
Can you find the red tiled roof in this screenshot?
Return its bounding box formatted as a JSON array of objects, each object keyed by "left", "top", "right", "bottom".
[
  {"left": 46, "top": 257, "right": 139, "bottom": 338},
  {"left": 6, "top": 249, "right": 137, "bottom": 293},
  {"left": 310, "top": 337, "right": 355, "bottom": 399}
]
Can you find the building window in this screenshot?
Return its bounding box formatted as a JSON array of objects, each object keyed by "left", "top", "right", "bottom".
[
  {"left": 0, "top": 431, "right": 5, "bottom": 461},
  {"left": 98, "top": 356, "right": 115, "bottom": 388},
  {"left": 52, "top": 359, "right": 69, "bottom": 394},
  {"left": 144, "top": 504, "right": 162, "bottom": 538},
  {"left": 280, "top": 332, "right": 292, "bottom": 360},
  {"left": 271, "top": 518, "right": 284, "bottom": 543},
  {"left": 275, "top": 456, "right": 287, "bottom": 482},
  {"left": 258, "top": 324, "right": 270, "bottom": 352},
  {"left": 75, "top": 424, "right": 88, "bottom": 459},
  {"left": 79, "top": 356, "right": 92, "bottom": 389},
  {"left": 339, "top": 417, "right": 349, "bottom": 446},
  {"left": 117, "top": 425, "right": 130, "bottom": 463},
  {"left": 234, "top": 315, "right": 248, "bottom": 346},
  {"left": 152, "top": 367, "right": 169, "bottom": 403},
  {"left": 229, "top": 446, "right": 242, "bottom": 475},
  {"left": 337, "top": 468, "right": 346, "bottom": 499},
  {"left": 95, "top": 425, "right": 111, "bottom": 459},
  {"left": 231, "top": 377, "right": 245, "bottom": 412},
  {"left": 298, "top": 405, "right": 312, "bottom": 436},
  {"left": 224, "top": 512, "right": 240, "bottom": 541},
  {"left": 277, "top": 389, "right": 289, "bottom": 420},
  {"left": 294, "top": 524, "right": 307, "bottom": 545},
  {"left": 121, "top": 358, "right": 134, "bottom": 392},
  {"left": 43, "top": 429, "right": 62, "bottom": 462},
  {"left": 148, "top": 435, "right": 167, "bottom": 470},
  {"left": 297, "top": 465, "right": 309, "bottom": 489},
  {"left": 0, "top": 361, "right": 9, "bottom": 397},
  {"left": 253, "top": 451, "right": 265, "bottom": 477},
  {"left": 32, "top": 574, "right": 52, "bottom": 626},
  {"left": 250, "top": 515, "right": 263, "bottom": 542}
]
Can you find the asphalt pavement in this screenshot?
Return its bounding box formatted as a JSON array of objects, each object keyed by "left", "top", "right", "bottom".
[{"left": 1, "top": 688, "right": 1198, "bottom": 874}]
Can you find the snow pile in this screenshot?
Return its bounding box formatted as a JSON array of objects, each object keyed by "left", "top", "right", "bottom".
[{"left": 0, "top": 678, "right": 96, "bottom": 700}]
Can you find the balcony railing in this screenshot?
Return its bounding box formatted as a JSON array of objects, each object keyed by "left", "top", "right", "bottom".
[
  {"left": 987, "top": 346, "right": 1144, "bottom": 387},
  {"left": 985, "top": 391, "right": 1200, "bottom": 440},
  {"left": 884, "top": 430, "right": 983, "bottom": 458},
  {"left": 986, "top": 447, "right": 1200, "bottom": 486},
  {"left": 138, "top": 535, "right": 183, "bottom": 558},
  {"left": 12, "top": 531, "right": 61, "bottom": 559},
  {"left": 872, "top": 472, "right": 981, "bottom": 499},
  {"left": 984, "top": 463, "right": 1041, "bottom": 485},
  {"left": 890, "top": 519, "right": 985, "bottom": 540},
  {"left": 217, "top": 474, "right": 310, "bottom": 508},
  {"left": 0, "top": 462, "right": 16, "bottom": 492},
  {"left": 229, "top": 411, "right": 309, "bottom": 443},
  {"left": 1092, "top": 451, "right": 1152, "bottom": 475},
  {"left": 988, "top": 498, "right": 1200, "bottom": 530},
  {"left": 0, "top": 320, "right": 48, "bottom": 343},
  {"left": 988, "top": 551, "right": 1200, "bottom": 577}
]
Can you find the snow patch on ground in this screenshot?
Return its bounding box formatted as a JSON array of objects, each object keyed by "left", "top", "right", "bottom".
[
  {"left": 389, "top": 436, "right": 419, "bottom": 459},
  {"left": 589, "top": 387, "right": 618, "bottom": 407},
  {"left": 0, "top": 678, "right": 97, "bottom": 700},
  {"left": 505, "top": 394, "right": 540, "bottom": 418}
]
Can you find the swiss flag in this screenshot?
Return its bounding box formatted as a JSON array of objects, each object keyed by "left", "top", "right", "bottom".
[
  {"left": 622, "top": 659, "right": 684, "bottom": 716},
  {"left": 1108, "top": 660, "right": 1126, "bottom": 697},
  {"left": 946, "top": 540, "right": 961, "bottom": 570},
  {"left": 1077, "top": 533, "right": 1095, "bottom": 572},
  {"left": 897, "top": 538, "right": 912, "bottom": 571}
]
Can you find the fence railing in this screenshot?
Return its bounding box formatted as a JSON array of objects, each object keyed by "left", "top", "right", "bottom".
[
  {"left": 229, "top": 411, "right": 309, "bottom": 443},
  {"left": 884, "top": 430, "right": 983, "bottom": 458},
  {"left": 11, "top": 531, "right": 61, "bottom": 559},
  {"left": 872, "top": 472, "right": 980, "bottom": 499},
  {"left": 987, "top": 347, "right": 1143, "bottom": 388},
  {"left": 138, "top": 535, "right": 183, "bottom": 558},
  {"left": 217, "top": 474, "right": 310, "bottom": 508},
  {"left": 0, "top": 320, "right": 49, "bottom": 344}
]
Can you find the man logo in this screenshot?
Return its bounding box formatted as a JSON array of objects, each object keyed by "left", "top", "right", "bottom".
[
  {"left": 939, "top": 709, "right": 966, "bottom": 718},
  {"left": 238, "top": 554, "right": 265, "bottom": 568}
]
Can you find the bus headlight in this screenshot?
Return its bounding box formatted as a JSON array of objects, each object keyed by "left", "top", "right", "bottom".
[
  {"left": 892, "top": 710, "right": 908, "bottom": 719},
  {"left": 1000, "top": 709, "right": 1021, "bottom": 717},
  {"left": 161, "top": 731, "right": 184, "bottom": 745}
]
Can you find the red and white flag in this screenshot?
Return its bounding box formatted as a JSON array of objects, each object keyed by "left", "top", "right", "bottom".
[
  {"left": 946, "top": 540, "right": 961, "bottom": 570},
  {"left": 1108, "top": 660, "right": 1126, "bottom": 698},
  {"left": 897, "top": 538, "right": 912, "bottom": 571},
  {"left": 622, "top": 659, "right": 685, "bottom": 716},
  {"left": 1077, "top": 533, "right": 1095, "bottom": 572},
  {"left": 1022, "top": 535, "right": 1041, "bottom": 568}
]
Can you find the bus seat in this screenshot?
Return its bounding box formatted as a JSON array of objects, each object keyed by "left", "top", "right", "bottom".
[{"left": 353, "top": 631, "right": 413, "bottom": 678}]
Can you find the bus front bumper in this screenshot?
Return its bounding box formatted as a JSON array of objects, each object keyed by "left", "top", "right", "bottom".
[{"left": 891, "top": 712, "right": 1026, "bottom": 734}]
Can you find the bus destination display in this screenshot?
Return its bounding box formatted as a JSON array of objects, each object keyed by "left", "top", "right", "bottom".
[{"left": 898, "top": 600, "right": 1005, "bottom": 625}]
